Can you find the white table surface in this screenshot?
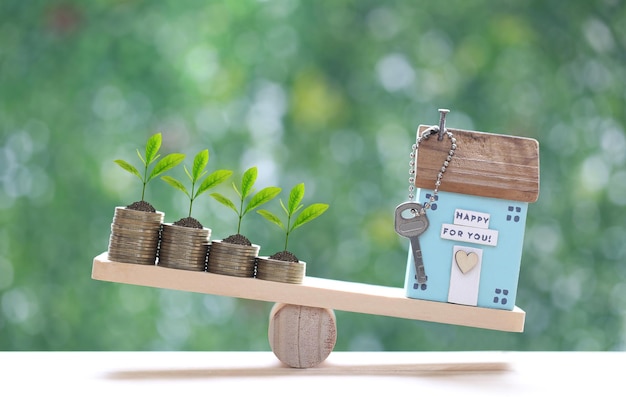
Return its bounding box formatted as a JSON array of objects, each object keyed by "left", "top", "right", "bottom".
[{"left": 1, "top": 351, "right": 622, "bottom": 415}]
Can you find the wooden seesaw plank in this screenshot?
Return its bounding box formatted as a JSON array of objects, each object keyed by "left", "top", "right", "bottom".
[{"left": 91, "top": 252, "right": 525, "bottom": 332}]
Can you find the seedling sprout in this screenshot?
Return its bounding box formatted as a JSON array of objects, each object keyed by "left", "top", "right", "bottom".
[
  {"left": 211, "top": 167, "right": 281, "bottom": 239},
  {"left": 257, "top": 183, "right": 329, "bottom": 256},
  {"left": 114, "top": 132, "right": 185, "bottom": 204},
  {"left": 161, "top": 149, "right": 232, "bottom": 223}
]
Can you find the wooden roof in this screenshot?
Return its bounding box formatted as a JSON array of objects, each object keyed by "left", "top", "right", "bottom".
[{"left": 415, "top": 125, "right": 540, "bottom": 203}]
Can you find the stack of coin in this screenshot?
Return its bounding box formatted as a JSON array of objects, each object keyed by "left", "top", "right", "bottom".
[
  {"left": 158, "top": 223, "right": 210, "bottom": 271},
  {"left": 108, "top": 207, "right": 163, "bottom": 265},
  {"left": 255, "top": 257, "right": 306, "bottom": 284},
  {"left": 206, "top": 241, "right": 260, "bottom": 278}
]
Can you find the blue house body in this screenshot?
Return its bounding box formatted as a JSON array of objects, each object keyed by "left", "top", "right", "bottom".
[
  {"left": 405, "top": 190, "right": 528, "bottom": 310},
  {"left": 404, "top": 126, "right": 539, "bottom": 311}
]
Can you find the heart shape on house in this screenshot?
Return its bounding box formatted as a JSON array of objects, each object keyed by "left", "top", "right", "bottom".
[{"left": 455, "top": 250, "right": 479, "bottom": 274}]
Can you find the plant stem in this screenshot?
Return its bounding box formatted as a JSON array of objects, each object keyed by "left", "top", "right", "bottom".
[
  {"left": 284, "top": 212, "right": 292, "bottom": 251},
  {"left": 237, "top": 195, "right": 245, "bottom": 234},
  {"left": 188, "top": 182, "right": 195, "bottom": 218},
  {"left": 142, "top": 163, "right": 149, "bottom": 201}
]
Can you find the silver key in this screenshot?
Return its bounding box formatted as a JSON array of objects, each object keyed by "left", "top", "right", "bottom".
[{"left": 394, "top": 202, "right": 429, "bottom": 284}]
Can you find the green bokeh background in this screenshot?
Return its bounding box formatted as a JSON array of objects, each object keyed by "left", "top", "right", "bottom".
[{"left": 1, "top": 0, "right": 625, "bottom": 351}]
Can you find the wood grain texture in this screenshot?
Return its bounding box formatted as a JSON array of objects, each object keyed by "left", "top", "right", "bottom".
[
  {"left": 91, "top": 253, "right": 525, "bottom": 332},
  {"left": 415, "top": 125, "right": 540, "bottom": 202},
  {"left": 268, "top": 303, "right": 337, "bottom": 368}
]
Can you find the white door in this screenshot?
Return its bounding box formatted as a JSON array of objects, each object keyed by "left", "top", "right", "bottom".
[{"left": 447, "top": 245, "right": 483, "bottom": 306}]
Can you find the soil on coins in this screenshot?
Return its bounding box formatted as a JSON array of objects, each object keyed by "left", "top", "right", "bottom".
[
  {"left": 222, "top": 233, "right": 252, "bottom": 246},
  {"left": 126, "top": 200, "right": 156, "bottom": 212},
  {"left": 269, "top": 250, "right": 299, "bottom": 263},
  {"left": 173, "top": 217, "right": 203, "bottom": 228}
]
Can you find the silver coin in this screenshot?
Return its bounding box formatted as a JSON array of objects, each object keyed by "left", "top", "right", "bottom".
[
  {"left": 109, "top": 233, "right": 160, "bottom": 244},
  {"left": 158, "top": 264, "right": 205, "bottom": 272},
  {"left": 207, "top": 251, "right": 255, "bottom": 260},
  {"left": 207, "top": 253, "right": 256, "bottom": 263},
  {"left": 160, "top": 231, "right": 210, "bottom": 240},
  {"left": 207, "top": 267, "right": 255, "bottom": 277},
  {"left": 209, "top": 241, "right": 259, "bottom": 253},
  {"left": 207, "top": 260, "right": 255, "bottom": 271},
  {"left": 158, "top": 259, "right": 206, "bottom": 271},
  {"left": 111, "top": 218, "right": 160, "bottom": 228},
  {"left": 108, "top": 245, "right": 158, "bottom": 255},
  {"left": 108, "top": 235, "right": 157, "bottom": 245},
  {"left": 162, "top": 239, "right": 210, "bottom": 248},
  {"left": 159, "top": 239, "right": 210, "bottom": 248},
  {"left": 108, "top": 251, "right": 157, "bottom": 260},
  {"left": 208, "top": 256, "right": 256, "bottom": 268},
  {"left": 109, "top": 255, "right": 154, "bottom": 265},
  {"left": 208, "top": 249, "right": 258, "bottom": 259},
  {"left": 207, "top": 252, "right": 251, "bottom": 261},
  {"left": 108, "top": 239, "right": 159, "bottom": 250},
  {"left": 108, "top": 245, "right": 159, "bottom": 255},
  {"left": 109, "top": 257, "right": 157, "bottom": 265},
  {"left": 161, "top": 224, "right": 211, "bottom": 236},
  {"left": 159, "top": 246, "right": 209, "bottom": 255},
  {"left": 112, "top": 212, "right": 162, "bottom": 222},
  {"left": 208, "top": 257, "right": 256, "bottom": 269},
  {"left": 173, "top": 235, "right": 209, "bottom": 243},
  {"left": 209, "top": 264, "right": 255, "bottom": 273},
  {"left": 112, "top": 220, "right": 161, "bottom": 230},
  {"left": 114, "top": 207, "right": 164, "bottom": 221},
  {"left": 158, "top": 247, "right": 208, "bottom": 258},
  {"left": 207, "top": 262, "right": 256, "bottom": 273},
  {"left": 108, "top": 253, "right": 157, "bottom": 264},
  {"left": 107, "top": 208, "right": 163, "bottom": 265},
  {"left": 160, "top": 238, "right": 209, "bottom": 247},
  {"left": 158, "top": 255, "right": 206, "bottom": 264},
  {"left": 160, "top": 226, "right": 208, "bottom": 233},
  {"left": 159, "top": 255, "right": 206, "bottom": 265},
  {"left": 108, "top": 236, "right": 159, "bottom": 246},
  {"left": 111, "top": 220, "right": 160, "bottom": 229},
  {"left": 255, "top": 258, "right": 305, "bottom": 284},
  {"left": 207, "top": 243, "right": 256, "bottom": 252},
  {"left": 256, "top": 261, "right": 303, "bottom": 273},
  {"left": 158, "top": 254, "right": 207, "bottom": 263}
]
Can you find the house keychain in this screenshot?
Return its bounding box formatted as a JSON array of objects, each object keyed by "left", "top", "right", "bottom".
[{"left": 394, "top": 109, "right": 457, "bottom": 285}]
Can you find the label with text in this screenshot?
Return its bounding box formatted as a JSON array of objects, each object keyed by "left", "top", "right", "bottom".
[
  {"left": 440, "top": 224, "right": 499, "bottom": 246},
  {"left": 453, "top": 209, "right": 490, "bottom": 229}
]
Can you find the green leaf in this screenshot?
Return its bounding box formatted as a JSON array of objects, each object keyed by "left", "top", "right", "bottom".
[
  {"left": 195, "top": 170, "right": 233, "bottom": 198},
  {"left": 192, "top": 150, "right": 209, "bottom": 182},
  {"left": 280, "top": 199, "right": 289, "bottom": 215},
  {"left": 291, "top": 203, "right": 329, "bottom": 231},
  {"left": 145, "top": 132, "right": 162, "bottom": 164},
  {"left": 136, "top": 149, "right": 146, "bottom": 165},
  {"left": 231, "top": 182, "right": 242, "bottom": 198},
  {"left": 161, "top": 175, "right": 190, "bottom": 197},
  {"left": 148, "top": 153, "right": 185, "bottom": 181},
  {"left": 241, "top": 167, "right": 257, "bottom": 199},
  {"left": 211, "top": 192, "right": 238, "bottom": 213},
  {"left": 288, "top": 183, "right": 305, "bottom": 215},
  {"left": 244, "top": 186, "right": 281, "bottom": 215},
  {"left": 184, "top": 165, "right": 193, "bottom": 182},
  {"left": 114, "top": 159, "right": 142, "bottom": 181},
  {"left": 257, "top": 209, "right": 285, "bottom": 231}
]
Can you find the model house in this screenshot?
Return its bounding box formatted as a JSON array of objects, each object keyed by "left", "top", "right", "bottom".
[{"left": 405, "top": 126, "right": 539, "bottom": 310}]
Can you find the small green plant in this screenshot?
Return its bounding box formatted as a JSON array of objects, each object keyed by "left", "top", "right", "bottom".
[
  {"left": 161, "top": 149, "right": 233, "bottom": 220},
  {"left": 210, "top": 166, "right": 281, "bottom": 236},
  {"left": 257, "top": 183, "right": 329, "bottom": 254},
  {"left": 114, "top": 132, "right": 185, "bottom": 202}
]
